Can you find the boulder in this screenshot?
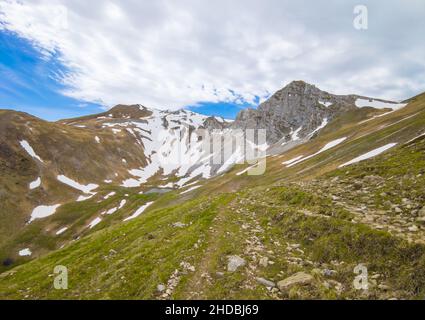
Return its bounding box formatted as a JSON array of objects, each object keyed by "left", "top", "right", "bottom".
[
  {"left": 227, "top": 256, "right": 246, "bottom": 272},
  {"left": 277, "top": 272, "right": 314, "bottom": 291}
]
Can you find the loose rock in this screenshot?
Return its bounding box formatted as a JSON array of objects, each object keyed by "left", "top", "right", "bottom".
[
  {"left": 277, "top": 272, "right": 314, "bottom": 291},
  {"left": 227, "top": 255, "right": 246, "bottom": 272},
  {"left": 256, "top": 277, "right": 276, "bottom": 288}
]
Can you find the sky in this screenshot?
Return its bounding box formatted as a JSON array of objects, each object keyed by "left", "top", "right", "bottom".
[{"left": 0, "top": 0, "right": 424, "bottom": 121}]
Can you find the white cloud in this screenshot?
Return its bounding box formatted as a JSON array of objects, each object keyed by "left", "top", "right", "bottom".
[{"left": 0, "top": 0, "right": 424, "bottom": 110}]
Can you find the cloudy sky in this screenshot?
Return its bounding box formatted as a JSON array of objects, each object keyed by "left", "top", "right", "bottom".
[{"left": 0, "top": 0, "right": 424, "bottom": 120}]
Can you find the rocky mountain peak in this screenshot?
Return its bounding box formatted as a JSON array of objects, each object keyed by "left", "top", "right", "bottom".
[{"left": 232, "top": 81, "right": 359, "bottom": 144}]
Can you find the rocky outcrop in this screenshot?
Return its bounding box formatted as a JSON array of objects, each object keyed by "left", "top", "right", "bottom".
[{"left": 231, "top": 81, "right": 361, "bottom": 144}]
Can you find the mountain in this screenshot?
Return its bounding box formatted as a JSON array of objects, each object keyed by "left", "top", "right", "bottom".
[{"left": 0, "top": 81, "right": 424, "bottom": 300}]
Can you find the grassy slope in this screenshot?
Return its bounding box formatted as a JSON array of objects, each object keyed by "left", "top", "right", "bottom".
[{"left": 0, "top": 109, "right": 151, "bottom": 266}]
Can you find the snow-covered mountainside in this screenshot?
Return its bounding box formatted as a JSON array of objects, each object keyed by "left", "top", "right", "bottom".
[{"left": 61, "top": 106, "right": 251, "bottom": 189}]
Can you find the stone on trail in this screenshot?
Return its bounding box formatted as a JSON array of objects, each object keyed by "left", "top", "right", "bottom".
[
  {"left": 277, "top": 272, "right": 314, "bottom": 291},
  {"left": 256, "top": 277, "right": 276, "bottom": 288},
  {"left": 227, "top": 255, "right": 246, "bottom": 272}
]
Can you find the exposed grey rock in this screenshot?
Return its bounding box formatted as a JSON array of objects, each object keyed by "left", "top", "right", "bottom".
[
  {"left": 157, "top": 284, "right": 166, "bottom": 292},
  {"left": 232, "top": 81, "right": 358, "bottom": 144},
  {"left": 172, "top": 222, "right": 187, "bottom": 228},
  {"left": 202, "top": 116, "right": 226, "bottom": 130},
  {"left": 227, "top": 255, "right": 246, "bottom": 272},
  {"left": 322, "top": 269, "right": 337, "bottom": 277},
  {"left": 259, "top": 257, "right": 269, "bottom": 267},
  {"left": 256, "top": 277, "right": 276, "bottom": 288}
]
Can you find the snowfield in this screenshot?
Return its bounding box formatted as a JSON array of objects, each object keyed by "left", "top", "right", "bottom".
[{"left": 339, "top": 143, "right": 397, "bottom": 168}]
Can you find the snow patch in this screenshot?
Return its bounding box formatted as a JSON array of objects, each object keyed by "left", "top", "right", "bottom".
[
  {"left": 282, "top": 155, "right": 304, "bottom": 166},
  {"left": 339, "top": 143, "right": 397, "bottom": 168},
  {"left": 318, "top": 100, "right": 333, "bottom": 108},
  {"left": 290, "top": 126, "right": 302, "bottom": 141},
  {"left": 30, "top": 204, "right": 61, "bottom": 223},
  {"left": 287, "top": 137, "right": 347, "bottom": 167},
  {"left": 19, "top": 248, "right": 32, "bottom": 256},
  {"left": 19, "top": 140, "right": 44, "bottom": 163},
  {"left": 121, "top": 178, "right": 142, "bottom": 188},
  {"left": 106, "top": 207, "right": 118, "bottom": 215},
  {"left": 103, "top": 192, "right": 116, "bottom": 200},
  {"left": 88, "top": 217, "right": 102, "bottom": 229},
  {"left": 308, "top": 118, "right": 328, "bottom": 137},
  {"left": 29, "top": 177, "right": 41, "bottom": 190},
  {"left": 406, "top": 132, "right": 425, "bottom": 144},
  {"left": 355, "top": 98, "right": 407, "bottom": 110},
  {"left": 57, "top": 175, "right": 98, "bottom": 194},
  {"left": 56, "top": 227, "right": 68, "bottom": 235},
  {"left": 118, "top": 199, "right": 127, "bottom": 209},
  {"left": 180, "top": 185, "right": 201, "bottom": 194},
  {"left": 77, "top": 193, "right": 96, "bottom": 202},
  {"left": 358, "top": 111, "right": 395, "bottom": 124},
  {"left": 124, "top": 202, "right": 154, "bottom": 221}
]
